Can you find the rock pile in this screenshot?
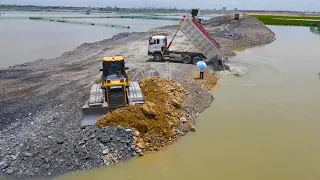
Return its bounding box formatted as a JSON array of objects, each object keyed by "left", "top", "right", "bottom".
[{"left": 97, "top": 77, "right": 192, "bottom": 152}]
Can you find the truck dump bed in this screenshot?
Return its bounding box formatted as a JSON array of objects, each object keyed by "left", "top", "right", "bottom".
[{"left": 179, "top": 13, "right": 222, "bottom": 61}]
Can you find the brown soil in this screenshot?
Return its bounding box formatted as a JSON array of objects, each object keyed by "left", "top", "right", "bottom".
[
  {"left": 96, "top": 77, "right": 187, "bottom": 150},
  {"left": 192, "top": 71, "right": 221, "bottom": 92}
]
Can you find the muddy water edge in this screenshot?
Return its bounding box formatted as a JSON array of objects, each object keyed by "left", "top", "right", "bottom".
[{"left": 57, "top": 26, "right": 320, "bottom": 180}]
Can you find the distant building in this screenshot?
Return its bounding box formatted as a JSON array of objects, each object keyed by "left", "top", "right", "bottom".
[
  {"left": 234, "top": 8, "right": 238, "bottom": 11},
  {"left": 222, "top": 7, "right": 227, "bottom": 11}
]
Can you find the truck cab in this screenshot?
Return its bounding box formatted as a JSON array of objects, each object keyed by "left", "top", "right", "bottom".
[{"left": 148, "top": 36, "right": 168, "bottom": 61}]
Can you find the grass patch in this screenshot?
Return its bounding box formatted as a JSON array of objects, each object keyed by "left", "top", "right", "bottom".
[
  {"left": 251, "top": 15, "right": 320, "bottom": 26},
  {"left": 57, "top": 20, "right": 66, "bottom": 23}
]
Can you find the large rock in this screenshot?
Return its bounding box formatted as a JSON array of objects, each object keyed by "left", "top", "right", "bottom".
[
  {"left": 142, "top": 103, "right": 156, "bottom": 116},
  {"left": 146, "top": 101, "right": 156, "bottom": 107},
  {"left": 171, "top": 98, "right": 183, "bottom": 108}
]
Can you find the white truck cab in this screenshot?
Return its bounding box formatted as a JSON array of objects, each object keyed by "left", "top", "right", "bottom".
[{"left": 148, "top": 36, "right": 168, "bottom": 61}]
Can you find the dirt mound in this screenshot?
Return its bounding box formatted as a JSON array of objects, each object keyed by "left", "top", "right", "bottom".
[{"left": 96, "top": 77, "right": 187, "bottom": 150}]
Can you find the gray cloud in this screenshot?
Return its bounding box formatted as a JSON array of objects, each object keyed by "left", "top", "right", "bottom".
[{"left": 1, "top": 0, "right": 320, "bottom": 11}]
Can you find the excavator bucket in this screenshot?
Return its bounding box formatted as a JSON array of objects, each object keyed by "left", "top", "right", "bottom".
[{"left": 81, "top": 106, "right": 118, "bottom": 126}]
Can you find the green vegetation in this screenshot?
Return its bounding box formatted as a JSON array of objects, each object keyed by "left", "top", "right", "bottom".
[
  {"left": 57, "top": 20, "right": 66, "bottom": 22},
  {"left": 251, "top": 15, "right": 320, "bottom": 26}
]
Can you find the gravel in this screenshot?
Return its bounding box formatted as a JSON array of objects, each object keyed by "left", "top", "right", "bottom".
[{"left": 0, "top": 14, "right": 275, "bottom": 178}]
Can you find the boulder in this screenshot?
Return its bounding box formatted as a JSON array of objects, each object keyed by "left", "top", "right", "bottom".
[
  {"left": 171, "top": 99, "right": 180, "bottom": 107},
  {"left": 142, "top": 103, "right": 156, "bottom": 116},
  {"left": 146, "top": 101, "right": 156, "bottom": 107}
]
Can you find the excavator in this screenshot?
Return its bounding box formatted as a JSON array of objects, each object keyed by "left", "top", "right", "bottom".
[{"left": 81, "top": 56, "right": 145, "bottom": 125}]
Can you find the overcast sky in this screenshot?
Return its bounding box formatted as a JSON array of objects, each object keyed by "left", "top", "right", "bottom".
[{"left": 2, "top": 0, "right": 320, "bottom": 12}]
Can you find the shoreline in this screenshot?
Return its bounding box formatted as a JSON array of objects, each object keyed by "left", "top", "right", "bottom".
[{"left": 0, "top": 14, "right": 275, "bottom": 178}]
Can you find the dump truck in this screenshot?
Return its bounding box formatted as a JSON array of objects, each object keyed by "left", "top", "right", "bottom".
[
  {"left": 148, "top": 9, "right": 223, "bottom": 64},
  {"left": 81, "top": 56, "right": 144, "bottom": 125}
]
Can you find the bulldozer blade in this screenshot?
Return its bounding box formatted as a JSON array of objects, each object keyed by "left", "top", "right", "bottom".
[{"left": 81, "top": 106, "right": 118, "bottom": 126}]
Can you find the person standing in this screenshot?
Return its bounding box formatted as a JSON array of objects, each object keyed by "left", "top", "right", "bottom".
[{"left": 196, "top": 60, "right": 207, "bottom": 79}]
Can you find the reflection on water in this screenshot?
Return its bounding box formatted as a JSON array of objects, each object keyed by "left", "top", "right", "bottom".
[{"left": 57, "top": 25, "right": 320, "bottom": 180}]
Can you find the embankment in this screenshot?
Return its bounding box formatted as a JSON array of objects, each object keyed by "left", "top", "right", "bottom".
[{"left": 0, "top": 14, "right": 275, "bottom": 178}]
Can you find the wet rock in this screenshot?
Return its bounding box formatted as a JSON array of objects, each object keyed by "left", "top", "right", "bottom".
[{"left": 136, "top": 149, "right": 142, "bottom": 153}]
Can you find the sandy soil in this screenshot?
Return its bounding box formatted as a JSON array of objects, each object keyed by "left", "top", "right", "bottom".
[{"left": 0, "top": 14, "right": 275, "bottom": 178}]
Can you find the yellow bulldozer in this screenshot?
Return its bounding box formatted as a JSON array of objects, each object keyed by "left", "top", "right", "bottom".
[{"left": 81, "top": 56, "right": 144, "bottom": 125}]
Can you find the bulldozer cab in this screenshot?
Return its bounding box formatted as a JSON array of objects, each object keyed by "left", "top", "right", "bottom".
[
  {"left": 81, "top": 56, "right": 144, "bottom": 126},
  {"left": 101, "top": 56, "right": 128, "bottom": 84}
]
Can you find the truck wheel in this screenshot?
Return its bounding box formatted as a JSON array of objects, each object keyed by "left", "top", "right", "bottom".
[
  {"left": 154, "top": 54, "right": 162, "bottom": 62},
  {"left": 182, "top": 55, "right": 192, "bottom": 64},
  {"left": 193, "top": 56, "right": 202, "bottom": 64}
]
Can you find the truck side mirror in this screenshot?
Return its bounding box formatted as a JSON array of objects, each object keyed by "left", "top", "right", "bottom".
[{"left": 99, "top": 69, "right": 103, "bottom": 71}]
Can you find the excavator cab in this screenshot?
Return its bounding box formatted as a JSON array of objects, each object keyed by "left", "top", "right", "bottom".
[{"left": 81, "top": 56, "right": 144, "bottom": 126}]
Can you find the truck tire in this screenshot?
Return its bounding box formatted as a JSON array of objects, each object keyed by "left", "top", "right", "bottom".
[
  {"left": 182, "top": 55, "right": 192, "bottom": 64},
  {"left": 154, "top": 54, "right": 162, "bottom": 62},
  {"left": 192, "top": 56, "right": 202, "bottom": 64}
]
